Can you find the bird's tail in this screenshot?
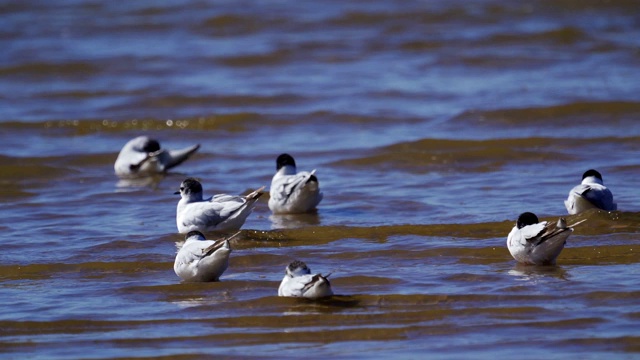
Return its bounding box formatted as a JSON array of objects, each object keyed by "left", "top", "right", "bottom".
[
  {"left": 245, "top": 186, "right": 266, "bottom": 201},
  {"left": 202, "top": 232, "right": 241, "bottom": 256},
  {"left": 568, "top": 218, "right": 588, "bottom": 228}
]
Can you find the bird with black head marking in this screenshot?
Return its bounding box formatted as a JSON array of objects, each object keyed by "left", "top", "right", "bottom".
[
  {"left": 268, "top": 153, "right": 323, "bottom": 214},
  {"left": 175, "top": 178, "right": 265, "bottom": 234},
  {"left": 507, "top": 212, "right": 585, "bottom": 265},
  {"left": 565, "top": 169, "right": 617, "bottom": 214},
  {"left": 114, "top": 136, "right": 200, "bottom": 178}
]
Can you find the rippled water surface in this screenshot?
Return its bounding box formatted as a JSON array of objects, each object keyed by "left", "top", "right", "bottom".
[{"left": 1, "top": 0, "right": 640, "bottom": 358}]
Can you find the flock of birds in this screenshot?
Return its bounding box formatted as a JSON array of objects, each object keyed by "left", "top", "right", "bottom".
[{"left": 115, "top": 135, "right": 617, "bottom": 300}]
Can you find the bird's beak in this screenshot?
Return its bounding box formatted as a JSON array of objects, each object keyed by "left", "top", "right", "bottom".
[{"left": 174, "top": 191, "right": 180, "bottom": 195}]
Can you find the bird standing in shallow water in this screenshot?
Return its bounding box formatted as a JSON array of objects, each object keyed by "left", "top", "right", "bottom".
[
  {"left": 114, "top": 136, "right": 199, "bottom": 178},
  {"left": 268, "top": 153, "right": 323, "bottom": 214},
  {"left": 278, "top": 260, "right": 333, "bottom": 299},
  {"left": 507, "top": 212, "right": 586, "bottom": 265},
  {"left": 174, "top": 231, "right": 237, "bottom": 282},
  {"left": 565, "top": 169, "right": 617, "bottom": 215},
  {"left": 175, "top": 178, "right": 264, "bottom": 233}
]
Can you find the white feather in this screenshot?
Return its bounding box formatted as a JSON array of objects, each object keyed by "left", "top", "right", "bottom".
[
  {"left": 269, "top": 166, "right": 323, "bottom": 214},
  {"left": 174, "top": 233, "right": 232, "bottom": 282}
]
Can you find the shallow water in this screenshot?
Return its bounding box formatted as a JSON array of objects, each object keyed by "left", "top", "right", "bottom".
[{"left": 1, "top": 0, "right": 639, "bottom": 358}]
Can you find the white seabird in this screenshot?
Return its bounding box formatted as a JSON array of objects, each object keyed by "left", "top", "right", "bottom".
[
  {"left": 564, "top": 169, "right": 617, "bottom": 215},
  {"left": 268, "top": 153, "right": 323, "bottom": 214},
  {"left": 176, "top": 178, "right": 265, "bottom": 233},
  {"left": 278, "top": 260, "right": 333, "bottom": 299},
  {"left": 174, "top": 231, "right": 237, "bottom": 282},
  {"left": 507, "top": 212, "right": 586, "bottom": 265},
  {"left": 114, "top": 136, "right": 200, "bottom": 177}
]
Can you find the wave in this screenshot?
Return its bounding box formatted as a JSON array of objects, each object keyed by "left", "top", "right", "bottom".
[
  {"left": 0, "top": 109, "right": 417, "bottom": 133},
  {"left": 0, "top": 113, "right": 268, "bottom": 133},
  {"left": 331, "top": 137, "right": 584, "bottom": 173},
  {"left": 485, "top": 26, "right": 587, "bottom": 46},
  {"left": 120, "top": 93, "right": 308, "bottom": 109},
  {"left": 453, "top": 101, "right": 640, "bottom": 126},
  {"left": 0, "top": 62, "right": 101, "bottom": 79},
  {"left": 196, "top": 14, "right": 291, "bottom": 37},
  {"left": 243, "top": 210, "right": 640, "bottom": 245}
]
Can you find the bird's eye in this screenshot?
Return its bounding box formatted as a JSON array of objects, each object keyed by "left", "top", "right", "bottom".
[{"left": 180, "top": 187, "right": 184, "bottom": 191}]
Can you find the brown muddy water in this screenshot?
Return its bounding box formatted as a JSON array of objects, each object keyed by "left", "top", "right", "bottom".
[{"left": 1, "top": 1, "right": 640, "bottom": 358}]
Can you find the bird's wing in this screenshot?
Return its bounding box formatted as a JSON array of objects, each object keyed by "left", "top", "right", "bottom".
[
  {"left": 281, "top": 274, "right": 315, "bottom": 297},
  {"left": 582, "top": 184, "right": 616, "bottom": 211},
  {"left": 301, "top": 274, "right": 325, "bottom": 294},
  {"left": 570, "top": 184, "right": 592, "bottom": 197},
  {"left": 272, "top": 172, "right": 316, "bottom": 204},
  {"left": 520, "top": 222, "right": 547, "bottom": 243},
  {"left": 159, "top": 144, "right": 200, "bottom": 171},
  {"left": 209, "top": 195, "right": 248, "bottom": 219},
  {"left": 529, "top": 220, "right": 574, "bottom": 264},
  {"left": 201, "top": 240, "right": 227, "bottom": 257},
  {"left": 536, "top": 221, "right": 565, "bottom": 244},
  {"left": 180, "top": 202, "right": 228, "bottom": 229},
  {"left": 202, "top": 234, "right": 237, "bottom": 257},
  {"left": 177, "top": 240, "right": 216, "bottom": 264}
]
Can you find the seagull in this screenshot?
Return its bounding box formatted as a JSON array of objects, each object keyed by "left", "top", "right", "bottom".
[
  {"left": 278, "top": 260, "right": 333, "bottom": 299},
  {"left": 565, "top": 169, "right": 617, "bottom": 214},
  {"left": 507, "top": 212, "right": 586, "bottom": 265},
  {"left": 114, "top": 136, "right": 200, "bottom": 177},
  {"left": 174, "top": 231, "right": 238, "bottom": 282},
  {"left": 268, "top": 153, "right": 323, "bottom": 214},
  {"left": 176, "top": 178, "right": 265, "bottom": 233}
]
